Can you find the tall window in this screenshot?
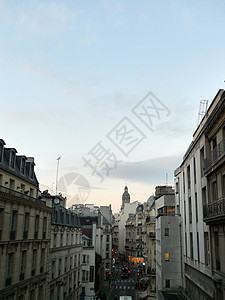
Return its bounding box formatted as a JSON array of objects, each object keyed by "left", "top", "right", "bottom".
[
  {"left": 0, "top": 208, "right": 4, "bottom": 241},
  {"left": 190, "top": 232, "right": 193, "bottom": 260},
  {"left": 189, "top": 197, "right": 192, "bottom": 224},
  {"left": 200, "top": 147, "right": 205, "bottom": 177},
  {"left": 20, "top": 158, "right": 25, "bottom": 174},
  {"left": 6, "top": 253, "right": 14, "bottom": 283},
  {"left": 20, "top": 251, "right": 26, "bottom": 275},
  {"left": 9, "top": 151, "right": 15, "bottom": 168},
  {"left": 204, "top": 232, "right": 210, "bottom": 266},
  {"left": 195, "top": 193, "right": 198, "bottom": 222},
  {"left": 9, "top": 179, "right": 15, "bottom": 190},
  {"left": 40, "top": 249, "right": 45, "bottom": 273},
  {"left": 214, "top": 232, "right": 220, "bottom": 270},
  {"left": 34, "top": 215, "right": 39, "bottom": 239},
  {"left": 23, "top": 213, "right": 29, "bottom": 239},
  {"left": 65, "top": 257, "right": 67, "bottom": 273},
  {"left": 10, "top": 211, "right": 17, "bottom": 240},
  {"left": 212, "top": 181, "right": 218, "bottom": 202},
  {"left": 0, "top": 143, "right": 3, "bottom": 162},
  {"left": 187, "top": 165, "right": 191, "bottom": 189},
  {"left": 43, "top": 217, "right": 47, "bottom": 239},
  {"left": 58, "top": 258, "right": 62, "bottom": 276},
  {"left": 31, "top": 250, "right": 37, "bottom": 276}
]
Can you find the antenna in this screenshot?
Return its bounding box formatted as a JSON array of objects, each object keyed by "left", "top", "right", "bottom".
[
  {"left": 55, "top": 156, "right": 61, "bottom": 195},
  {"left": 166, "top": 173, "right": 168, "bottom": 185},
  {"left": 197, "top": 100, "right": 208, "bottom": 126}
]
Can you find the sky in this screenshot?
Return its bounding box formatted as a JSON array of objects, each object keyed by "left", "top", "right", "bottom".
[{"left": 1, "top": 0, "right": 225, "bottom": 212}]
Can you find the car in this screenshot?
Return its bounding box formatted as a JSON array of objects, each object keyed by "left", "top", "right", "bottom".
[{"left": 121, "top": 266, "right": 131, "bottom": 278}]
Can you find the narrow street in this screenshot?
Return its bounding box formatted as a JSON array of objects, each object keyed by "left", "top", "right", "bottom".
[{"left": 102, "top": 264, "right": 139, "bottom": 300}]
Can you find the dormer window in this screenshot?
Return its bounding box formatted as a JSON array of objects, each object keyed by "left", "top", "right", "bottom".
[
  {"left": 29, "top": 163, "right": 34, "bottom": 179},
  {"left": 10, "top": 151, "right": 16, "bottom": 168},
  {"left": 0, "top": 144, "right": 3, "bottom": 163},
  {"left": 20, "top": 158, "right": 25, "bottom": 174}
]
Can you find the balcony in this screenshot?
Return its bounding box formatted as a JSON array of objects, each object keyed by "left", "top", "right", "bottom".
[
  {"left": 203, "top": 197, "right": 225, "bottom": 224},
  {"left": 204, "top": 138, "right": 225, "bottom": 174}
]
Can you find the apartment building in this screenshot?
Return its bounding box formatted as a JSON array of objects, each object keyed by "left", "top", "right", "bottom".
[
  {"left": 155, "top": 192, "right": 182, "bottom": 292},
  {"left": 0, "top": 140, "right": 52, "bottom": 300},
  {"left": 40, "top": 192, "right": 83, "bottom": 300},
  {"left": 81, "top": 225, "right": 96, "bottom": 300},
  {"left": 174, "top": 89, "right": 225, "bottom": 299}
]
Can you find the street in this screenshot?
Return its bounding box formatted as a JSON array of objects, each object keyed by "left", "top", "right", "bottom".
[{"left": 103, "top": 264, "right": 139, "bottom": 300}]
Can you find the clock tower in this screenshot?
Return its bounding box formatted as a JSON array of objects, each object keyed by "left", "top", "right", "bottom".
[{"left": 121, "top": 185, "right": 130, "bottom": 210}]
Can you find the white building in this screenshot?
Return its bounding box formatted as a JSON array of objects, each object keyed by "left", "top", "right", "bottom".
[{"left": 155, "top": 192, "right": 182, "bottom": 292}]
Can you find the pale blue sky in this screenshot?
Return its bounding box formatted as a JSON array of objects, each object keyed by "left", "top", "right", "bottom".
[{"left": 1, "top": 0, "right": 225, "bottom": 212}]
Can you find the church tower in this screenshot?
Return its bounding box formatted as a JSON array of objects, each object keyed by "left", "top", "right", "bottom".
[{"left": 121, "top": 185, "right": 130, "bottom": 210}]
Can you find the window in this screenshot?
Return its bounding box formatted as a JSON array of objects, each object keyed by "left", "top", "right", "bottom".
[
  {"left": 60, "top": 234, "right": 63, "bottom": 246},
  {"left": 31, "top": 250, "right": 37, "bottom": 276},
  {"left": 54, "top": 234, "right": 57, "bottom": 247},
  {"left": 106, "top": 235, "right": 109, "bottom": 242},
  {"left": 52, "top": 260, "right": 55, "bottom": 279},
  {"left": 65, "top": 257, "right": 67, "bottom": 272},
  {"left": 212, "top": 180, "right": 218, "bottom": 201},
  {"left": 6, "top": 253, "right": 14, "bottom": 285},
  {"left": 214, "top": 231, "right": 220, "bottom": 270},
  {"left": 189, "top": 197, "right": 192, "bottom": 224},
  {"left": 40, "top": 249, "right": 45, "bottom": 273},
  {"left": 0, "top": 208, "right": 4, "bottom": 241},
  {"left": 58, "top": 258, "right": 62, "bottom": 276},
  {"left": 165, "top": 228, "right": 169, "bottom": 236},
  {"left": 0, "top": 143, "right": 3, "bottom": 162},
  {"left": 29, "top": 164, "right": 34, "bottom": 179},
  {"left": 70, "top": 256, "right": 73, "bottom": 270},
  {"left": 9, "top": 179, "right": 15, "bottom": 190},
  {"left": 10, "top": 211, "right": 17, "bottom": 240},
  {"left": 200, "top": 147, "right": 205, "bottom": 177},
  {"left": 195, "top": 193, "right": 198, "bottom": 222},
  {"left": 43, "top": 217, "right": 47, "bottom": 239},
  {"left": 0, "top": 174, "right": 3, "bottom": 185},
  {"left": 165, "top": 279, "right": 170, "bottom": 288},
  {"left": 193, "top": 157, "right": 196, "bottom": 184},
  {"left": 29, "top": 188, "right": 34, "bottom": 197},
  {"left": 187, "top": 165, "right": 191, "bottom": 189},
  {"left": 10, "top": 151, "right": 16, "bottom": 168},
  {"left": 20, "top": 251, "right": 26, "bottom": 275},
  {"left": 190, "top": 232, "right": 193, "bottom": 260},
  {"left": 20, "top": 158, "right": 25, "bottom": 174},
  {"left": 23, "top": 213, "right": 29, "bottom": 239},
  {"left": 34, "top": 215, "right": 39, "bottom": 239}
]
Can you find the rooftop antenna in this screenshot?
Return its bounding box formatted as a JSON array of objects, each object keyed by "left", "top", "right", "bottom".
[
  {"left": 197, "top": 100, "right": 208, "bottom": 126},
  {"left": 55, "top": 156, "right": 61, "bottom": 195}
]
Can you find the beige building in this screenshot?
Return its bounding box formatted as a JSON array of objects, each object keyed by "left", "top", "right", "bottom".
[
  {"left": 40, "top": 192, "right": 83, "bottom": 300},
  {"left": 175, "top": 89, "right": 225, "bottom": 299},
  {"left": 0, "top": 140, "right": 52, "bottom": 300}
]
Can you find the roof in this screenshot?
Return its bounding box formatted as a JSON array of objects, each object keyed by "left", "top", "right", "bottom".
[{"left": 82, "top": 227, "right": 92, "bottom": 239}]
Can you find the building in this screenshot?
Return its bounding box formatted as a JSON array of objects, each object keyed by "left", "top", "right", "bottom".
[
  {"left": 40, "top": 192, "right": 83, "bottom": 300},
  {"left": 81, "top": 225, "right": 96, "bottom": 300},
  {"left": 174, "top": 89, "right": 225, "bottom": 299},
  {"left": 155, "top": 191, "right": 182, "bottom": 292},
  {"left": 0, "top": 140, "right": 52, "bottom": 300},
  {"left": 121, "top": 186, "right": 130, "bottom": 210},
  {"left": 118, "top": 185, "right": 140, "bottom": 254}
]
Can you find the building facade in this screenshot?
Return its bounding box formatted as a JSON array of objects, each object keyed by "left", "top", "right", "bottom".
[
  {"left": 175, "top": 89, "right": 225, "bottom": 299},
  {"left": 0, "top": 140, "right": 52, "bottom": 300}
]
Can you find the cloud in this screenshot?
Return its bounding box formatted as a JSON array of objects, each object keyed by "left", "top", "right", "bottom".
[{"left": 110, "top": 155, "right": 182, "bottom": 184}]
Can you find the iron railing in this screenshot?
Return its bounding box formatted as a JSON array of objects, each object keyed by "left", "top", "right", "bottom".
[
  {"left": 203, "top": 197, "right": 225, "bottom": 222},
  {"left": 204, "top": 138, "right": 225, "bottom": 172}
]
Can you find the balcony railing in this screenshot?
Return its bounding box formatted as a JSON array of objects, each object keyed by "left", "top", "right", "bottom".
[
  {"left": 203, "top": 197, "right": 225, "bottom": 224},
  {"left": 204, "top": 138, "right": 225, "bottom": 173}
]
